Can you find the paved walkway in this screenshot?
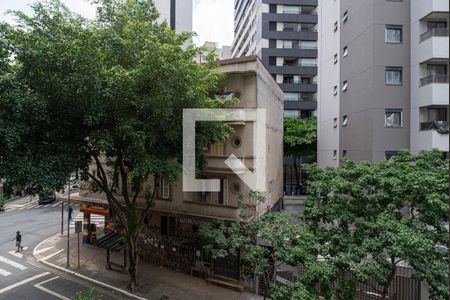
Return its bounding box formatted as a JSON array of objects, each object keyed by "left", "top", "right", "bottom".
[{"left": 34, "top": 233, "right": 262, "bottom": 300}]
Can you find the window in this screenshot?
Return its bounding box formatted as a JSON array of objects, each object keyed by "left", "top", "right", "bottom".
[
  {"left": 300, "top": 58, "right": 317, "bottom": 67},
  {"left": 284, "top": 75, "right": 300, "bottom": 84},
  {"left": 385, "top": 151, "right": 399, "bottom": 160},
  {"left": 283, "top": 5, "right": 300, "bottom": 14},
  {"left": 333, "top": 53, "right": 338, "bottom": 64},
  {"left": 283, "top": 40, "right": 293, "bottom": 49},
  {"left": 333, "top": 150, "right": 338, "bottom": 160},
  {"left": 284, "top": 92, "right": 300, "bottom": 101},
  {"left": 385, "top": 25, "right": 402, "bottom": 43},
  {"left": 427, "top": 21, "right": 447, "bottom": 31},
  {"left": 284, "top": 57, "right": 298, "bottom": 66},
  {"left": 218, "top": 179, "right": 228, "bottom": 205},
  {"left": 333, "top": 21, "right": 338, "bottom": 32},
  {"left": 385, "top": 109, "right": 403, "bottom": 127},
  {"left": 342, "top": 150, "right": 347, "bottom": 159},
  {"left": 299, "top": 41, "right": 317, "bottom": 49},
  {"left": 342, "top": 115, "right": 348, "bottom": 127},
  {"left": 385, "top": 67, "right": 402, "bottom": 85},
  {"left": 426, "top": 107, "right": 448, "bottom": 122},
  {"left": 160, "top": 216, "right": 176, "bottom": 236},
  {"left": 230, "top": 135, "right": 242, "bottom": 148},
  {"left": 427, "top": 64, "right": 447, "bottom": 76},
  {"left": 283, "top": 22, "right": 302, "bottom": 32},
  {"left": 159, "top": 177, "right": 170, "bottom": 199},
  {"left": 301, "top": 110, "right": 314, "bottom": 118},
  {"left": 343, "top": 11, "right": 348, "bottom": 23},
  {"left": 333, "top": 85, "right": 338, "bottom": 95},
  {"left": 284, "top": 110, "right": 300, "bottom": 118},
  {"left": 343, "top": 46, "right": 348, "bottom": 57},
  {"left": 333, "top": 117, "right": 338, "bottom": 128},
  {"left": 342, "top": 80, "right": 348, "bottom": 91}
]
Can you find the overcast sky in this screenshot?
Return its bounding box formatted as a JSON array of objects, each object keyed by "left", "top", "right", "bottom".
[{"left": 0, "top": 0, "right": 234, "bottom": 47}]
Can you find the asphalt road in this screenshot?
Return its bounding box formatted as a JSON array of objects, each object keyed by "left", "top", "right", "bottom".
[{"left": 0, "top": 197, "right": 119, "bottom": 300}]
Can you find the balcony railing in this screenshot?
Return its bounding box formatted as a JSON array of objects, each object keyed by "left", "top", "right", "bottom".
[
  {"left": 420, "top": 74, "right": 449, "bottom": 86},
  {"left": 420, "top": 121, "right": 449, "bottom": 134},
  {"left": 420, "top": 28, "right": 449, "bottom": 42}
]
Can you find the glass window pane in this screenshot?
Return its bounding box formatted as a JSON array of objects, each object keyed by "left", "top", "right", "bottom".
[
  {"left": 283, "top": 40, "right": 293, "bottom": 49},
  {"left": 284, "top": 92, "right": 299, "bottom": 101},
  {"left": 385, "top": 27, "right": 402, "bottom": 43},
  {"left": 385, "top": 110, "right": 402, "bottom": 127},
  {"left": 299, "top": 41, "right": 317, "bottom": 49},
  {"left": 385, "top": 68, "right": 402, "bottom": 85},
  {"left": 283, "top": 5, "right": 300, "bottom": 14},
  {"left": 300, "top": 59, "right": 317, "bottom": 66},
  {"left": 284, "top": 110, "right": 300, "bottom": 118}
]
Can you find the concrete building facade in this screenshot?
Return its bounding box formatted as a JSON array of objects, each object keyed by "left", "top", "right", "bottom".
[
  {"left": 231, "top": 0, "right": 319, "bottom": 118},
  {"left": 69, "top": 57, "right": 284, "bottom": 289},
  {"left": 154, "top": 0, "right": 193, "bottom": 33},
  {"left": 318, "top": 0, "right": 449, "bottom": 167}
]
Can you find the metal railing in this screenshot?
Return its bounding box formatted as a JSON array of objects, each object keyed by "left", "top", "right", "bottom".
[
  {"left": 420, "top": 74, "right": 449, "bottom": 86},
  {"left": 420, "top": 121, "right": 449, "bottom": 134},
  {"left": 420, "top": 28, "right": 449, "bottom": 42}
]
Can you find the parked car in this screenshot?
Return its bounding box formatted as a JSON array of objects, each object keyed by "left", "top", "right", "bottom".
[{"left": 38, "top": 194, "right": 56, "bottom": 205}]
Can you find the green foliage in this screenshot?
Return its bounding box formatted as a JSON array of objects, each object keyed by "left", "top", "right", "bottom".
[
  {"left": 284, "top": 117, "right": 317, "bottom": 161},
  {"left": 0, "top": 0, "right": 231, "bottom": 287},
  {"left": 73, "top": 288, "right": 102, "bottom": 300},
  {"left": 201, "top": 151, "right": 448, "bottom": 300},
  {"left": 303, "top": 149, "right": 449, "bottom": 299}
]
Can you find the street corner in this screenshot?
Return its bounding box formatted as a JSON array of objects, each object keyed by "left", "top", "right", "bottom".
[{"left": 33, "top": 234, "right": 65, "bottom": 263}]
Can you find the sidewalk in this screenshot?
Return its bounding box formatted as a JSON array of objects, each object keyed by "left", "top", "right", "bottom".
[{"left": 34, "top": 233, "right": 263, "bottom": 300}]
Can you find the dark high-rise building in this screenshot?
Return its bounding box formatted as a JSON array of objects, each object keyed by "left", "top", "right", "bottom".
[{"left": 231, "top": 0, "right": 318, "bottom": 118}]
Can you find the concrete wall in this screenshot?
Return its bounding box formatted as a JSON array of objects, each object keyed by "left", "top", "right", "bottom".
[
  {"left": 318, "top": 0, "right": 411, "bottom": 166},
  {"left": 410, "top": 0, "right": 449, "bottom": 153},
  {"left": 317, "top": 0, "right": 341, "bottom": 167}
]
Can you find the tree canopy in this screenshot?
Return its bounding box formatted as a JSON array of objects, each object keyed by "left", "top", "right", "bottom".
[
  {"left": 0, "top": 0, "right": 231, "bottom": 288},
  {"left": 284, "top": 117, "right": 317, "bottom": 161},
  {"left": 201, "top": 150, "right": 449, "bottom": 300}
]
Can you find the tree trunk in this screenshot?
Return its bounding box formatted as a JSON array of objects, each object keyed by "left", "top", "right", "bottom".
[
  {"left": 127, "top": 239, "right": 139, "bottom": 291},
  {"left": 381, "top": 260, "right": 397, "bottom": 300}
]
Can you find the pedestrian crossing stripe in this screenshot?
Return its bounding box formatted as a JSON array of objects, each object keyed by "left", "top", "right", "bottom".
[
  {"left": 0, "top": 256, "right": 27, "bottom": 270},
  {"left": 0, "top": 268, "right": 11, "bottom": 277},
  {"left": 8, "top": 251, "right": 23, "bottom": 259}
]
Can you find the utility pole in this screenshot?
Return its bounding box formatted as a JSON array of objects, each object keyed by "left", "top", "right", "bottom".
[
  {"left": 60, "top": 199, "right": 64, "bottom": 235},
  {"left": 66, "top": 176, "right": 71, "bottom": 268}
]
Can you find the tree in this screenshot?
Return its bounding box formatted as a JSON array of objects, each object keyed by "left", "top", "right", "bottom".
[
  {"left": 201, "top": 151, "right": 449, "bottom": 300},
  {"left": 284, "top": 117, "right": 317, "bottom": 194},
  {"left": 302, "top": 150, "right": 449, "bottom": 299},
  {"left": 0, "top": 0, "right": 231, "bottom": 289},
  {"left": 200, "top": 192, "right": 308, "bottom": 300}
]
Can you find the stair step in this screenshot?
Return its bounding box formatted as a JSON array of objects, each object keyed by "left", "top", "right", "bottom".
[
  {"left": 210, "top": 274, "right": 240, "bottom": 284},
  {"left": 207, "top": 277, "right": 243, "bottom": 292}
]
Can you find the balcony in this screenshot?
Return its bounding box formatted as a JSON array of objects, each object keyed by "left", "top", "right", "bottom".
[
  {"left": 420, "top": 28, "right": 449, "bottom": 42},
  {"left": 420, "top": 74, "right": 449, "bottom": 86},
  {"left": 420, "top": 121, "right": 449, "bottom": 134}
]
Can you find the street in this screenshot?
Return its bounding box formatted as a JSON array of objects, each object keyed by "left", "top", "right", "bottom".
[{"left": 0, "top": 197, "right": 119, "bottom": 300}]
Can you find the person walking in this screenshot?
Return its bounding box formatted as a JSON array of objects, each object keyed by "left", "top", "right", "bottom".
[
  {"left": 68, "top": 206, "right": 73, "bottom": 220},
  {"left": 12, "top": 231, "right": 23, "bottom": 252}
]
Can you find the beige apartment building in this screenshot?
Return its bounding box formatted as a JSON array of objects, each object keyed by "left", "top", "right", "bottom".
[{"left": 66, "top": 56, "right": 284, "bottom": 289}]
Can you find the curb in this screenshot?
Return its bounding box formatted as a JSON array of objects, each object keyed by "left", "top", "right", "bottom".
[{"left": 33, "top": 234, "right": 148, "bottom": 300}]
